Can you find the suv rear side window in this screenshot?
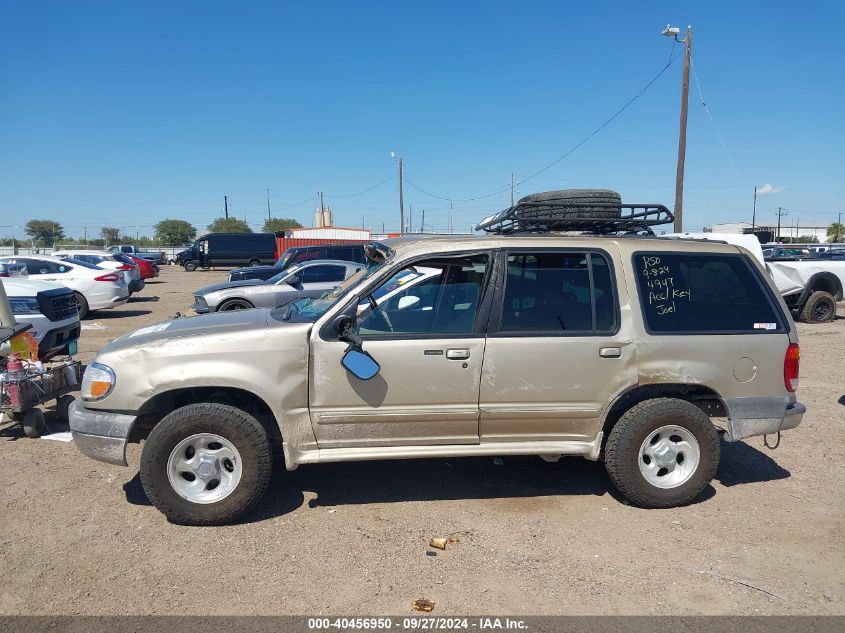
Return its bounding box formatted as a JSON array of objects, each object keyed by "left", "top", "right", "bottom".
[
  {"left": 634, "top": 252, "right": 784, "bottom": 333},
  {"left": 500, "top": 251, "right": 617, "bottom": 333}
]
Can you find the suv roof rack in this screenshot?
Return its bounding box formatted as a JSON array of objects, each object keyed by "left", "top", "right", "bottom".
[{"left": 475, "top": 200, "right": 674, "bottom": 236}]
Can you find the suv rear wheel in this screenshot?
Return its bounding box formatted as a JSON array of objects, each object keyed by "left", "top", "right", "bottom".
[
  {"left": 184, "top": 261, "right": 197, "bottom": 272},
  {"left": 604, "top": 398, "right": 719, "bottom": 508},
  {"left": 140, "top": 403, "right": 272, "bottom": 525}
]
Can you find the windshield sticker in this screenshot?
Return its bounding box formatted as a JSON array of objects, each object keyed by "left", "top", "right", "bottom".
[{"left": 753, "top": 323, "right": 777, "bottom": 330}]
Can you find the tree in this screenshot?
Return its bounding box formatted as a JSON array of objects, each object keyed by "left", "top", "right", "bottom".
[
  {"left": 25, "top": 219, "right": 64, "bottom": 245},
  {"left": 207, "top": 217, "right": 252, "bottom": 233},
  {"left": 827, "top": 222, "right": 844, "bottom": 242},
  {"left": 154, "top": 219, "right": 197, "bottom": 246},
  {"left": 101, "top": 226, "right": 121, "bottom": 244},
  {"left": 797, "top": 234, "right": 819, "bottom": 244},
  {"left": 263, "top": 217, "right": 303, "bottom": 233}
]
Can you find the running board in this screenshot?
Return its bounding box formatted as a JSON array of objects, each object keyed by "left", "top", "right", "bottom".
[{"left": 284, "top": 433, "right": 603, "bottom": 470}]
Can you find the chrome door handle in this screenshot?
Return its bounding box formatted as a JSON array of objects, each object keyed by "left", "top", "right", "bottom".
[
  {"left": 599, "top": 347, "right": 622, "bottom": 358},
  {"left": 446, "top": 349, "right": 470, "bottom": 360}
]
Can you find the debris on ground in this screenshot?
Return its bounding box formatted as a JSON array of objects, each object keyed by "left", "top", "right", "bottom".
[
  {"left": 412, "top": 598, "right": 435, "bottom": 612},
  {"left": 425, "top": 549, "right": 437, "bottom": 557},
  {"left": 429, "top": 537, "right": 448, "bottom": 550},
  {"left": 81, "top": 322, "right": 108, "bottom": 331}
]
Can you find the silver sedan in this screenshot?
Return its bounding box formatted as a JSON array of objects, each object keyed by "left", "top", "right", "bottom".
[{"left": 190, "top": 259, "right": 365, "bottom": 313}]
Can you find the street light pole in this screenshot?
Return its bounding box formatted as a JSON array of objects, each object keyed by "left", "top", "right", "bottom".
[
  {"left": 752, "top": 185, "right": 757, "bottom": 229},
  {"left": 391, "top": 152, "right": 404, "bottom": 234},
  {"left": 663, "top": 24, "right": 692, "bottom": 233}
]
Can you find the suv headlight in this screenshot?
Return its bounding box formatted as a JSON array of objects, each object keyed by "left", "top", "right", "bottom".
[
  {"left": 9, "top": 297, "right": 40, "bottom": 314},
  {"left": 81, "top": 362, "right": 116, "bottom": 401},
  {"left": 193, "top": 295, "right": 208, "bottom": 307}
]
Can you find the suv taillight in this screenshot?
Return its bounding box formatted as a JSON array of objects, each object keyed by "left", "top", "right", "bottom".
[
  {"left": 95, "top": 273, "right": 120, "bottom": 282},
  {"left": 784, "top": 343, "right": 800, "bottom": 392},
  {"left": 117, "top": 264, "right": 133, "bottom": 270}
]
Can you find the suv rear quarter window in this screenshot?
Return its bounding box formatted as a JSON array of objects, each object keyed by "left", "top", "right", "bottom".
[{"left": 634, "top": 251, "right": 785, "bottom": 334}]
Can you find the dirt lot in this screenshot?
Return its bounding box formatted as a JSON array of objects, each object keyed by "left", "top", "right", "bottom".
[{"left": 1, "top": 265, "right": 843, "bottom": 615}]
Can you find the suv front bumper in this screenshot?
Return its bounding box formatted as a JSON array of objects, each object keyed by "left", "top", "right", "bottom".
[
  {"left": 724, "top": 397, "right": 805, "bottom": 441},
  {"left": 69, "top": 399, "right": 135, "bottom": 466}
]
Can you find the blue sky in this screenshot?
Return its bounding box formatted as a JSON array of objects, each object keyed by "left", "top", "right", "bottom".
[{"left": 1, "top": 1, "right": 843, "bottom": 239}]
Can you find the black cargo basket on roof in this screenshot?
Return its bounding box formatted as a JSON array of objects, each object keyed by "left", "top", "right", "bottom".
[{"left": 475, "top": 197, "right": 674, "bottom": 235}]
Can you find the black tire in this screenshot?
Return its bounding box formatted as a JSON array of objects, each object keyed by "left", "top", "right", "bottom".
[
  {"left": 140, "top": 403, "right": 272, "bottom": 525},
  {"left": 184, "top": 261, "right": 197, "bottom": 272},
  {"left": 218, "top": 298, "right": 254, "bottom": 312},
  {"left": 248, "top": 259, "right": 260, "bottom": 267},
  {"left": 604, "top": 398, "right": 720, "bottom": 508},
  {"left": 516, "top": 188, "right": 622, "bottom": 220},
  {"left": 798, "top": 290, "right": 836, "bottom": 323},
  {"left": 56, "top": 394, "right": 75, "bottom": 424},
  {"left": 73, "top": 292, "right": 89, "bottom": 319},
  {"left": 22, "top": 408, "right": 45, "bottom": 438}
]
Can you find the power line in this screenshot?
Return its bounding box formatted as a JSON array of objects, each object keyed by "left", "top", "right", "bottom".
[
  {"left": 324, "top": 172, "right": 397, "bottom": 199},
  {"left": 690, "top": 55, "right": 746, "bottom": 190},
  {"left": 404, "top": 50, "right": 684, "bottom": 203}
]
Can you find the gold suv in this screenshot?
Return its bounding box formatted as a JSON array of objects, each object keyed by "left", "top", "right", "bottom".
[{"left": 70, "top": 192, "right": 805, "bottom": 525}]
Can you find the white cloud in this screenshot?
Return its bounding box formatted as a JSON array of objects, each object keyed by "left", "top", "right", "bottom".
[{"left": 757, "top": 183, "right": 784, "bottom": 196}]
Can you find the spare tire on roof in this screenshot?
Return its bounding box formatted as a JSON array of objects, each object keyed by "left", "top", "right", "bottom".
[{"left": 515, "top": 188, "right": 622, "bottom": 221}]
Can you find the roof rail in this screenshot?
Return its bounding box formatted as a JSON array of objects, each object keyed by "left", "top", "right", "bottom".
[{"left": 476, "top": 200, "right": 674, "bottom": 235}]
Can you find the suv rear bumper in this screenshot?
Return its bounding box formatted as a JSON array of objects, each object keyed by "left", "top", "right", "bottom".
[
  {"left": 723, "top": 397, "right": 805, "bottom": 441},
  {"left": 69, "top": 399, "right": 135, "bottom": 466}
]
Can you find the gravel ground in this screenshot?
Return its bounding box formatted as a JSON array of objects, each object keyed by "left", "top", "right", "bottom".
[{"left": 1, "top": 265, "right": 843, "bottom": 615}]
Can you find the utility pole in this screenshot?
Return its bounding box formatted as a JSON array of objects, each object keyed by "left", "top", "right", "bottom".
[
  {"left": 224, "top": 195, "right": 229, "bottom": 219},
  {"left": 663, "top": 24, "right": 692, "bottom": 232},
  {"left": 752, "top": 185, "right": 757, "bottom": 229},
  {"left": 836, "top": 212, "right": 842, "bottom": 243},
  {"left": 267, "top": 188, "right": 271, "bottom": 221},
  {"left": 398, "top": 157, "right": 404, "bottom": 235},
  {"left": 319, "top": 191, "right": 324, "bottom": 215},
  {"left": 421, "top": 209, "right": 425, "bottom": 233},
  {"left": 409, "top": 204, "right": 413, "bottom": 233},
  {"left": 776, "top": 207, "right": 787, "bottom": 243}
]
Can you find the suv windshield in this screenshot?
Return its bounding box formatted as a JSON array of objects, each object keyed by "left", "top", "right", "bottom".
[{"left": 272, "top": 261, "right": 386, "bottom": 323}]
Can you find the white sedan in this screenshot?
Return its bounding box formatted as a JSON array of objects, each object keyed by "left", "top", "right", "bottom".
[
  {"left": 52, "top": 249, "right": 144, "bottom": 294},
  {"left": 0, "top": 255, "right": 129, "bottom": 318}
]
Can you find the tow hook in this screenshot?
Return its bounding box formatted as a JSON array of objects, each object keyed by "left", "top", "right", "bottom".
[{"left": 764, "top": 431, "right": 781, "bottom": 450}]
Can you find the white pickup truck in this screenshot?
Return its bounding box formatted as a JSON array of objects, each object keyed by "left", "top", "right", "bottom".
[{"left": 667, "top": 233, "right": 844, "bottom": 323}]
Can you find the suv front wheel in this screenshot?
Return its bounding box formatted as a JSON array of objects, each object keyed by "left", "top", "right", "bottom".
[
  {"left": 140, "top": 403, "right": 273, "bottom": 525},
  {"left": 604, "top": 398, "right": 720, "bottom": 508}
]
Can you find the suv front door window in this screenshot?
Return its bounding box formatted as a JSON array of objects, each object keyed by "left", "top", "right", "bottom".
[{"left": 308, "top": 254, "right": 492, "bottom": 448}]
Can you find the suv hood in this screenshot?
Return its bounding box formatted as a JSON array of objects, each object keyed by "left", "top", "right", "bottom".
[
  {"left": 195, "top": 279, "right": 267, "bottom": 295},
  {"left": 102, "top": 308, "right": 306, "bottom": 354}
]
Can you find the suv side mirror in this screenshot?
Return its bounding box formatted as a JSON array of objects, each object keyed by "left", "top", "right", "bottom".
[{"left": 341, "top": 348, "right": 380, "bottom": 380}]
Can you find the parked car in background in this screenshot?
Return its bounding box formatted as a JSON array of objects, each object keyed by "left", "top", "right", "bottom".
[
  {"left": 107, "top": 245, "right": 166, "bottom": 264},
  {"left": 0, "top": 255, "right": 129, "bottom": 318},
  {"left": 1, "top": 277, "right": 80, "bottom": 360},
  {"left": 229, "top": 243, "right": 368, "bottom": 282},
  {"left": 810, "top": 249, "right": 845, "bottom": 260},
  {"left": 52, "top": 249, "right": 144, "bottom": 294},
  {"left": 126, "top": 255, "right": 159, "bottom": 279},
  {"left": 190, "top": 259, "right": 364, "bottom": 313},
  {"left": 763, "top": 246, "right": 811, "bottom": 260},
  {"left": 181, "top": 233, "right": 277, "bottom": 271}
]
